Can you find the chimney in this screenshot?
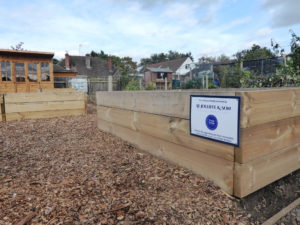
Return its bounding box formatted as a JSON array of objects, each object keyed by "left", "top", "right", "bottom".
[
  {"left": 65, "top": 53, "right": 70, "bottom": 70},
  {"left": 85, "top": 54, "right": 91, "bottom": 69},
  {"left": 108, "top": 56, "right": 112, "bottom": 73}
]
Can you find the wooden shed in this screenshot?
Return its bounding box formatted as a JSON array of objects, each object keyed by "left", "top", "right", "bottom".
[{"left": 0, "top": 49, "right": 54, "bottom": 93}]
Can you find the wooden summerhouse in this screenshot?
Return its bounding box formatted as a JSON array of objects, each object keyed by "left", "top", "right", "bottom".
[{"left": 0, "top": 49, "right": 54, "bottom": 93}]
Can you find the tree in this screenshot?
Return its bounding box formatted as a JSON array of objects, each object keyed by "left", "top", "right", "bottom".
[
  {"left": 139, "top": 50, "right": 193, "bottom": 66},
  {"left": 198, "top": 54, "right": 231, "bottom": 64},
  {"left": 289, "top": 30, "right": 300, "bottom": 72},
  {"left": 11, "top": 42, "right": 24, "bottom": 50},
  {"left": 90, "top": 50, "right": 137, "bottom": 74},
  {"left": 234, "top": 44, "right": 275, "bottom": 61},
  {"left": 53, "top": 58, "right": 59, "bottom": 64}
]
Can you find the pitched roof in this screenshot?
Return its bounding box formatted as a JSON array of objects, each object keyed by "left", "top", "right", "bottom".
[
  {"left": 53, "top": 64, "right": 71, "bottom": 73},
  {"left": 146, "top": 57, "right": 188, "bottom": 72},
  {"left": 59, "top": 55, "right": 119, "bottom": 77},
  {"left": 146, "top": 67, "right": 173, "bottom": 73}
]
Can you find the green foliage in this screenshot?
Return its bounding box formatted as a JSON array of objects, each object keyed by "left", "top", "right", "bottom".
[
  {"left": 90, "top": 50, "right": 137, "bottom": 74},
  {"left": 208, "top": 82, "right": 219, "bottom": 89},
  {"left": 235, "top": 44, "right": 275, "bottom": 62},
  {"left": 182, "top": 78, "right": 202, "bottom": 89},
  {"left": 198, "top": 54, "right": 231, "bottom": 64},
  {"left": 116, "top": 72, "right": 130, "bottom": 90},
  {"left": 289, "top": 30, "right": 300, "bottom": 74},
  {"left": 140, "top": 50, "right": 193, "bottom": 66},
  {"left": 125, "top": 79, "right": 140, "bottom": 90},
  {"left": 145, "top": 81, "right": 156, "bottom": 90},
  {"left": 52, "top": 58, "right": 59, "bottom": 64}
]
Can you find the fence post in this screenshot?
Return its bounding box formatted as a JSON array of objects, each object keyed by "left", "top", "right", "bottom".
[
  {"left": 206, "top": 75, "right": 208, "bottom": 89},
  {"left": 108, "top": 76, "right": 113, "bottom": 91},
  {"left": 165, "top": 77, "right": 168, "bottom": 90}
]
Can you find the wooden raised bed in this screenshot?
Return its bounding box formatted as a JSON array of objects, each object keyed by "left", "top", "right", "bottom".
[
  {"left": 4, "top": 91, "right": 87, "bottom": 121},
  {"left": 96, "top": 88, "right": 300, "bottom": 197}
]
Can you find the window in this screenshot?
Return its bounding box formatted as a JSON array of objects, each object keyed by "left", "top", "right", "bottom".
[
  {"left": 157, "top": 72, "right": 167, "bottom": 79},
  {"left": 15, "top": 63, "right": 25, "bottom": 82},
  {"left": 28, "top": 63, "right": 37, "bottom": 82},
  {"left": 1, "top": 61, "right": 11, "bottom": 81},
  {"left": 41, "top": 63, "right": 50, "bottom": 81}
]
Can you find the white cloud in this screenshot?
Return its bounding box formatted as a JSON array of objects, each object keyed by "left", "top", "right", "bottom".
[
  {"left": 262, "top": 0, "right": 300, "bottom": 27},
  {"left": 256, "top": 27, "right": 273, "bottom": 37}
]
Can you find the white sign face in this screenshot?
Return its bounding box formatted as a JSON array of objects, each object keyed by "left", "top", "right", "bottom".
[{"left": 190, "top": 95, "right": 241, "bottom": 146}]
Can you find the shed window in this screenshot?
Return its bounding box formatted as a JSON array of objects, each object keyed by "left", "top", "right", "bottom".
[
  {"left": 28, "top": 63, "right": 37, "bottom": 82},
  {"left": 1, "top": 61, "right": 11, "bottom": 81},
  {"left": 15, "top": 63, "right": 25, "bottom": 82},
  {"left": 157, "top": 72, "right": 167, "bottom": 79},
  {"left": 41, "top": 63, "right": 50, "bottom": 81}
]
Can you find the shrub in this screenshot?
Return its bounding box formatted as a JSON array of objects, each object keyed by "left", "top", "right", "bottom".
[
  {"left": 125, "top": 79, "right": 140, "bottom": 90},
  {"left": 145, "top": 81, "right": 156, "bottom": 90}
]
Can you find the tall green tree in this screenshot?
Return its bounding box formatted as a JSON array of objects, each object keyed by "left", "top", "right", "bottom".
[
  {"left": 90, "top": 50, "right": 137, "bottom": 74},
  {"left": 234, "top": 44, "right": 275, "bottom": 61},
  {"left": 139, "top": 50, "right": 193, "bottom": 66}
]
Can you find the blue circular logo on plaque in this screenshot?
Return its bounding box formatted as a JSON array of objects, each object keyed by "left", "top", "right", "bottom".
[{"left": 206, "top": 115, "right": 218, "bottom": 130}]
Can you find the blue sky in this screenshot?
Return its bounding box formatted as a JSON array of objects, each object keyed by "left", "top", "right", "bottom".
[{"left": 0, "top": 0, "right": 299, "bottom": 62}]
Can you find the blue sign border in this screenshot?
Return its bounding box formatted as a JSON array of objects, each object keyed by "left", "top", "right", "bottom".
[{"left": 189, "top": 95, "right": 241, "bottom": 147}]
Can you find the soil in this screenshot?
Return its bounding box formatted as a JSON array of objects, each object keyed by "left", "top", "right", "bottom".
[
  {"left": 236, "top": 169, "right": 300, "bottom": 224},
  {"left": 275, "top": 205, "right": 300, "bottom": 225},
  {"left": 0, "top": 106, "right": 248, "bottom": 225}
]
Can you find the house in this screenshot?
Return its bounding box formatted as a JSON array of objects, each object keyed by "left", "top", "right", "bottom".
[
  {"left": 0, "top": 49, "right": 54, "bottom": 93},
  {"left": 144, "top": 67, "right": 173, "bottom": 89},
  {"left": 146, "top": 57, "right": 195, "bottom": 81},
  {"left": 59, "top": 53, "right": 120, "bottom": 77}
]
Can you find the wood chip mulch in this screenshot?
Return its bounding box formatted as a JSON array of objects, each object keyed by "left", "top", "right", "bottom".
[{"left": 0, "top": 111, "right": 249, "bottom": 225}]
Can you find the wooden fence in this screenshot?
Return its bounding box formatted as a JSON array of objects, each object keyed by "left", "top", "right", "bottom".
[
  {"left": 1, "top": 91, "right": 87, "bottom": 122},
  {"left": 96, "top": 88, "right": 300, "bottom": 198}
]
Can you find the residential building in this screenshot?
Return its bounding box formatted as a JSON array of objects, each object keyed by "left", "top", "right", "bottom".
[{"left": 146, "top": 57, "right": 195, "bottom": 81}]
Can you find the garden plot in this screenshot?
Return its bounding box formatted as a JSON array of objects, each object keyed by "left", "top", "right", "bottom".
[{"left": 0, "top": 112, "right": 248, "bottom": 225}]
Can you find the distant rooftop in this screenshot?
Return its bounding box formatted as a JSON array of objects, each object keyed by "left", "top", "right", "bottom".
[{"left": 146, "top": 67, "right": 173, "bottom": 73}]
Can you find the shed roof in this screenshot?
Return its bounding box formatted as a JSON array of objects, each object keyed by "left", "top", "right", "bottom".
[
  {"left": 146, "top": 67, "right": 173, "bottom": 73},
  {"left": 0, "top": 49, "right": 54, "bottom": 58}
]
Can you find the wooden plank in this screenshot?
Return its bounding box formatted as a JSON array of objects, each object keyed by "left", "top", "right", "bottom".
[
  {"left": 97, "top": 106, "right": 234, "bottom": 161},
  {"left": 96, "top": 90, "right": 236, "bottom": 119},
  {"left": 236, "top": 116, "right": 300, "bottom": 163},
  {"left": 98, "top": 118, "right": 234, "bottom": 194},
  {"left": 234, "top": 143, "right": 300, "bottom": 198},
  {"left": 5, "top": 92, "right": 85, "bottom": 103},
  {"left": 6, "top": 109, "right": 86, "bottom": 121},
  {"left": 262, "top": 197, "right": 300, "bottom": 225},
  {"left": 5, "top": 100, "right": 85, "bottom": 113},
  {"left": 96, "top": 88, "right": 300, "bottom": 123},
  {"left": 42, "top": 88, "right": 77, "bottom": 92},
  {"left": 237, "top": 88, "right": 300, "bottom": 128}
]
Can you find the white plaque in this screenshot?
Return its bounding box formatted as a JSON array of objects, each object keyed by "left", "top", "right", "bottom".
[{"left": 190, "top": 95, "right": 241, "bottom": 146}]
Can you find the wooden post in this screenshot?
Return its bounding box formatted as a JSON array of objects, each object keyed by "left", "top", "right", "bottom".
[
  {"left": 139, "top": 79, "right": 142, "bottom": 89},
  {"left": 108, "top": 75, "right": 113, "bottom": 91},
  {"left": 164, "top": 77, "right": 168, "bottom": 90}
]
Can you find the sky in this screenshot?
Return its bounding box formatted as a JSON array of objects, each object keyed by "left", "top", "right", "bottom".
[{"left": 0, "top": 0, "right": 300, "bottom": 63}]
